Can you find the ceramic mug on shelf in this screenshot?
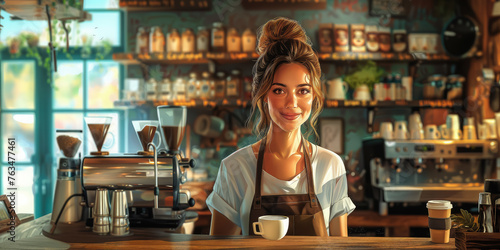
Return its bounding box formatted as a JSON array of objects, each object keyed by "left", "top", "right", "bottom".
[
  {"left": 424, "top": 125, "right": 441, "bottom": 140},
  {"left": 394, "top": 121, "right": 410, "bottom": 140},
  {"left": 380, "top": 122, "right": 394, "bottom": 140},
  {"left": 353, "top": 84, "right": 371, "bottom": 101},
  {"left": 326, "top": 78, "right": 348, "bottom": 100}
]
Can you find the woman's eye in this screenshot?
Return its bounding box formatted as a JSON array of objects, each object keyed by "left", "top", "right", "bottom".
[
  {"left": 272, "top": 88, "right": 284, "bottom": 94},
  {"left": 299, "top": 88, "right": 311, "bottom": 95}
]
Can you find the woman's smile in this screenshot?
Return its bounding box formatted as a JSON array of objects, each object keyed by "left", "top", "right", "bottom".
[{"left": 280, "top": 112, "right": 301, "bottom": 120}]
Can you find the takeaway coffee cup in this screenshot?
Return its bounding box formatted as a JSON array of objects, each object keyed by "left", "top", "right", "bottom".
[
  {"left": 427, "top": 200, "right": 453, "bottom": 244},
  {"left": 252, "top": 215, "right": 289, "bottom": 240}
]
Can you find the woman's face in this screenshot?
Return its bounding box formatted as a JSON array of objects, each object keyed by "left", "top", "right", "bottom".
[{"left": 266, "top": 63, "right": 313, "bottom": 133}]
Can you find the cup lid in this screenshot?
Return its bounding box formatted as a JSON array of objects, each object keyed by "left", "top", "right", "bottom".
[{"left": 426, "top": 200, "right": 453, "bottom": 210}]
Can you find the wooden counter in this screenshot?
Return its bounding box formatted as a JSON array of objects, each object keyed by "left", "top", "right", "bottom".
[
  {"left": 41, "top": 221, "right": 454, "bottom": 249},
  {"left": 67, "top": 234, "right": 454, "bottom": 249}
]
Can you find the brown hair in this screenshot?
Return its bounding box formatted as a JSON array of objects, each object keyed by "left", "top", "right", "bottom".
[{"left": 248, "top": 17, "right": 324, "bottom": 140}]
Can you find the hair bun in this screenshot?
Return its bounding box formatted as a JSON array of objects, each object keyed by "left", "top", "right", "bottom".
[{"left": 257, "top": 17, "right": 309, "bottom": 55}]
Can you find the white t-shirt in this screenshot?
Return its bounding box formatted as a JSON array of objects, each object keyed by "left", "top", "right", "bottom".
[{"left": 206, "top": 143, "right": 356, "bottom": 235}]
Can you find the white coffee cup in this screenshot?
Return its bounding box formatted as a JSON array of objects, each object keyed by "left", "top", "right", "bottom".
[
  {"left": 326, "top": 78, "right": 348, "bottom": 100},
  {"left": 380, "top": 122, "right": 394, "bottom": 140},
  {"left": 394, "top": 121, "right": 410, "bottom": 140},
  {"left": 438, "top": 124, "right": 448, "bottom": 139},
  {"left": 425, "top": 125, "right": 441, "bottom": 140},
  {"left": 462, "top": 125, "right": 477, "bottom": 140},
  {"left": 409, "top": 113, "right": 423, "bottom": 132},
  {"left": 410, "top": 129, "right": 424, "bottom": 140},
  {"left": 446, "top": 114, "right": 460, "bottom": 131},
  {"left": 253, "top": 215, "right": 289, "bottom": 241},
  {"left": 478, "top": 119, "right": 497, "bottom": 139},
  {"left": 495, "top": 113, "right": 500, "bottom": 137}
]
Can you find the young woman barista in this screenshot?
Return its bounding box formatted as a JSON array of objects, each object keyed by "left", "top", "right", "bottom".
[{"left": 206, "top": 17, "right": 355, "bottom": 236}]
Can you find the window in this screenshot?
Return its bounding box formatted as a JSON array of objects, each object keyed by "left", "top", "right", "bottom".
[{"left": 0, "top": 2, "right": 124, "bottom": 217}]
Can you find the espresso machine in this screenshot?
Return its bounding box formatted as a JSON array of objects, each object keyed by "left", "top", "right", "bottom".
[
  {"left": 81, "top": 106, "right": 195, "bottom": 230},
  {"left": 363, "top": 138, "right": 499, "bottom": 215},
  {"left": 81, "top": 106, "right": 196, "bottom": 230}
]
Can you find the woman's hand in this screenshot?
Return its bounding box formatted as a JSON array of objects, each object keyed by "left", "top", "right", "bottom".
[{"left": 209, "top": 209, "right": 242, "bottom": 235}]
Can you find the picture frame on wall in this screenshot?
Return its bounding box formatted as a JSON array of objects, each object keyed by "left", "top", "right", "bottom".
[
  {"left": 319, "top": 118, "right": 344, "bottom": 155},
  {"left": 0, "top": 194, "right": 20, "bottom": 233},
  {"left": 369, "top": 0, "right": 407, "bottom": 17}
]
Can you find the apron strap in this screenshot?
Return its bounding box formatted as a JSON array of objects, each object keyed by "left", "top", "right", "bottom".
[
  {"left": 302, "top": 135, "right": 318, "bottom": 207},
  {"left": 253, "top": 135, "right": 319, "bottom": 210},
  {"left": 253, "top": 137, "right": 266, "bottom": 210}
]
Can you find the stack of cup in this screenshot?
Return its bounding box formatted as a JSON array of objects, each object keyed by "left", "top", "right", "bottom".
[
  {"left": 409, "top": 112, "right": 424, "bottom": 140},
  {"left": 93, "top": 188, "right": 110, "bottom": 235},
  {"left": 394, "top": 121, "right": 410, "bottom": 140},
  {"left": 478, "top": 119, "right": 497, "bottom": 140},
  {"left": 426, "top": 200, "right": 453, "bottom": 244},
  {"left": 110, "top": 190, "right": 130, "bottom": 236},
  {"left": 462, "top": 117, "right": 477, "bottom": 140},
  {"left": 380, "top": 122, "right": 394, "bottom": 140},
  {"left": 444, "top": 114, "right": 462, "bottom": 140}
]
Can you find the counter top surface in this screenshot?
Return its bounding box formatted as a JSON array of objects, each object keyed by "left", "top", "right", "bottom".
[{"left": 67, "top": 234, "right": 455, "bottom": 249}]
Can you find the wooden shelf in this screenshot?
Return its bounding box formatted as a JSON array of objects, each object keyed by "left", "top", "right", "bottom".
[
  {"left": 2, "top": 0, "right": 91, "bottom": 21},
  {"left": 114, "top": 99, "right": 252, "bottom": 109},
  {"left": 113, "top": 52, "right": 465, "bottom": 65},
  {"left": 112, "top": 52, "right": 259, "bottom": 65},
  {"left": 324, "top": 100, "right": 462, "bottom": 109},
  {"left": 318, "top": 52, "right": 463, "bottom": 62},
  {"left": 119, "top": 0, "right": 211, "bottom": 11},
  {"left": 115, "top": 99, "right": 461, "bottom": 109}
]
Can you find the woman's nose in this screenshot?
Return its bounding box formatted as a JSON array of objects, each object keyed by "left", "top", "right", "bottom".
[{"left": 285, "top": 93, "right": 298, "bottom": 108}]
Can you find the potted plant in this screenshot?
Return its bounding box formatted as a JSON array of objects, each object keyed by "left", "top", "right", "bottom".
[{"left": 344, "top": 61, "right": 385, "bottom": 101}]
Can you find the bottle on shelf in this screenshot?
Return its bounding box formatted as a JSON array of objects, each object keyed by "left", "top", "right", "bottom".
[
  {"left": 211, "top": 22, "right": 226, "bottom": 53},
  {"left": 145, "top": 78, "right": 158, "bottom": 101},
  {"left": 197, "top": 26, "right": 210, "bottom": 52},
  {"left": 167, "top": 28, "right": 182, "bottom": 53},
  {"left": 215, "top": 71, "right": 226, "bottom": 99},
  {"left": 243, "top": 76, "right": 253, "bottom": 100},
  {"left": 172, "top": 77, "right": 187, "bottom": 102},
  {"left": 136, "top": 27, "right": 149, "bottom": 54},
  {"left": 149, "top": 26, "right": 165, "bottom": 53},
  {"left": 200, "top": 72, "right": 213, "bottom": 100},
  {"left": 385, "top": 74, "right": 394, "bottom": 101},
  {"left": 182, "top": 28, "right": 196, "bottom": 53},
  {"left": 187, "top": 72, "right": 200, "bottom": 101},
  {"left": 394, "top": 73, "right": 405, "bottom": 100},
  {"left": 158, "top": 78, "right": 172, "bottom": 101},
  {"left": 242, "top": 28, "right": 256, "bottom": 53},
  {"left": 227, "top": 69, "right": 242, "bottom": 99},
  {"left": 226, "top": 28, "right": 241, "bottom": 53}
]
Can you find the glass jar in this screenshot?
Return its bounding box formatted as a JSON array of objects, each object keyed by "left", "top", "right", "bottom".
[
  {"left": 200, "top": 72, "right": 213, "bottom": 100},
  {"left": 242, "top": 28, "right": 256, "bottom": 53},
  {"left": 215, "top": 71, "right": 226, "bottom": 99},
  {"left": 243, "top": 76, "right": 253, "bottom": 100},
  {"left": 226, "top": 69, "right": 241, "bottom": 98},
  {"left": 136, "top": 27, "right": 149, "bottom": 54},
  {"left": 186, "top": 72, "right": 200, "bottom": 101},
  {"left": 149, "top": 26, "right": 165, "bottom": 53},
  {"left": 167, "top": 28, "right": 181, "bottom": 53},
  {"left": 145, "top": 78, "right": 157, "bottom": 101},
  {"left": 172, "top": 77, "right": 186, "bottom": 102},
  {"left": 158, "top": 78, "right": 172, "bottom": 101},
  {"left": 226, "top": 28, "right": 241, "bottom": 53},
  {"left": 424, "top": 74, "right": 446, "bottom": 99},
  {"left": 211, "top": 22, "right": 225, "bottom": 52},
  {"left": 182, "top": 28, "right": 195, "bottom": 53},
  {"left": 446, "top": 74, "right": 465, "bottom": 100},
  {"left": 197, "top": 26, "right": 210, "bottom": 52}
]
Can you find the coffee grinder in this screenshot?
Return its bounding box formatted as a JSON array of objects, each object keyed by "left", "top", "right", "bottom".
[{"left": 51, "top": 129, "right": 83, "bottom": 223}]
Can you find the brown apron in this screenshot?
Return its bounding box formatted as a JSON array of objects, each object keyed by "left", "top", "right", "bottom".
[{"left": 249, "top": 137, "right": 328, "bottom": 236}]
